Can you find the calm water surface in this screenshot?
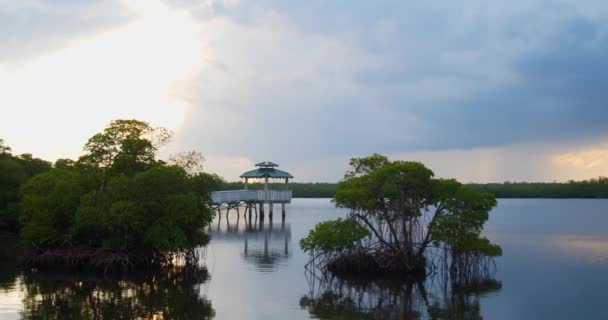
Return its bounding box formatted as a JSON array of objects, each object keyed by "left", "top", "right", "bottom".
[{"left": 1, "top": 198, "right": 608, "bottom": 319}]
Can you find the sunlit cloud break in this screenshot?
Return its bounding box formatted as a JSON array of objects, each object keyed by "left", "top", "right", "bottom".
[
  {"left": 0, "top": 0, "right": 201, "bottom": 160},
  {"left": 2, "top": 0, "right": 608, "bottom": 182}
]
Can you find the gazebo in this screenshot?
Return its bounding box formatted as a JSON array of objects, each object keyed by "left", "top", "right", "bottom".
[
  {"left": 210, "top": 161, "right": 293, "bottom": 217},
  {"left": 241, "top": 161, "right": 293, "bottom": 190}
]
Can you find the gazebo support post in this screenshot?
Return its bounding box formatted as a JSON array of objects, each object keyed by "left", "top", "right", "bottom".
[
  {"left": 264, "top": 176, "right": 269, "bottom": 202},
  {"left": 282, "top": 177, "right": 288, "bottom": 216},
  {"left": 259, "top": 211, "right": 264, "bottom": 228},
  {"left": 264, "top": 176, "right": 269, "bottom": 217}
]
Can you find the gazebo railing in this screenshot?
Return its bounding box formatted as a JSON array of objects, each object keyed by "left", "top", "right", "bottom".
[{"left": 211, "top": 190, "right": 292, "bottom": 204}]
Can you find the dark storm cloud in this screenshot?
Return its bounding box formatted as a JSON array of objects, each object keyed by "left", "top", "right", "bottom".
[
  {"left": 3, "top": 0, "right": 605, "bottom": 180},
  {"left": 168, "top": 0, "right": 608, "bottom": 161},
  {"left": 407, "top": 14, "right": 608, "bottom": 150}
]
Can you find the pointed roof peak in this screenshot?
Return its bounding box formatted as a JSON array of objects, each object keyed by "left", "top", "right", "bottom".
[{"left": 255, "top": 161, "right": 279, "bottom": 167}]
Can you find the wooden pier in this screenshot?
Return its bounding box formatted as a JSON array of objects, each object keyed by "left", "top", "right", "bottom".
[
  {"left": 211, "top": 190, "right": 292, "bottom": 204},
  {"left": 210, "top": 161, "right": 293, "bottom": 217}
]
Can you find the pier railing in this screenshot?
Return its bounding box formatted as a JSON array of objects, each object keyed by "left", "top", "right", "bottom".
[{"left": 211, "top": 190, "right": 292, "bottom": 204}]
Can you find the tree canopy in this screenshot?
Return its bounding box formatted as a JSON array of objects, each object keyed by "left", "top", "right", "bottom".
[
  {"left": 301, "top": 154, "right": 501, "bottom": 279},
  {"left": 77, "top": 119, "right": 172, "bottom": 182},
  {"left": 0, "top": 139, "right": 10, "bottom": 155},
  {"left": 0, "top": 141, "right": 51, "bottom": 232},
  {"left": 16, "top": 120, "right": 221, "bottom": 270}
]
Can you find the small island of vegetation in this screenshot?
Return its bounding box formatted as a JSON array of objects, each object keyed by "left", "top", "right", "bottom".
[
  {"left": 300, "top": 154, "right": 501, "bottom": 281},
  {"left": 0, "top": 120, "right": 221, "bottom": 272}
]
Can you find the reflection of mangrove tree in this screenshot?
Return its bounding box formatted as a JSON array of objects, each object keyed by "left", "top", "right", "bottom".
[
  {"left": 0, "top": 235, "right": 20, "bottom": 291},
  {"left": 19, "top": 266, "right": 214, "bottom": 320},
  {"left": 300, "top": 272, "right": 501, "bottom": 320},
  {"left": 301, "top": 154, "right": 501, "bottom": 280}
]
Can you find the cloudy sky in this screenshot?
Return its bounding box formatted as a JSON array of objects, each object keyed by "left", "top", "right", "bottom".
[{"left": 1, "top": 0, "right": 608, "bottom": 182}]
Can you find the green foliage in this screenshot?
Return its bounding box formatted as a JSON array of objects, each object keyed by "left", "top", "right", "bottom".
[
  {"left": 469, "top": 178, "right": 608, "bottom": 198},
  {"left": 19, "top": 170, "right": 85, "bottom": 245},
  {"left": 335, "top": 155, "right": 500, "bottom": 257},
  {"left": 0, "top": 158, "right": 28, "bottom": 231},
  {"left": 15, "top": 154, "right": 52, "bottom": 177},
  {"left": 300, "top": 218, "right": 370, "bottom": 254},
  {"left": 334, "top": 159, "right": 434, "bottom": 214},
  {"left": 304, "top": 154, "right": 501, "bottom": 274},
  {"left": 344, "top": 153, "right": 389, "bottom": 178},
  {"left": 16, "top": 120, "right": 218, "bottom": 262},
  {"left": 189, "top": 173, "right": 224, "bottom": 202},
  {"left": 54, "top": 158, "right": 75, "bottom": 169},
  {"left": 169, "top": 151, "right": 205, "bottom": 175},
  {"left": 0, "top": 145, "right": 51, "bottom": 232},
  {"left": 77, "top": 119, "right": 171, "bottom": 176},
  {"left": 0, "top": 138, "right": 11, "bottom": 155},
  {"left": 431, "top": 183, "right": 499, "bottom": 255},
  {"left": 22, "top": 164, "right": 214, "bottom": 254}
]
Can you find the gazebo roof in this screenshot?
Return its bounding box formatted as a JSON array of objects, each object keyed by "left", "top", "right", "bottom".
[
  {"left": 255, "top": 161, "right": 279, "bottom": 168},
  {"left": 241, "top": 161, "right": 293, "bottom": 179},
  {"left": 240, "top": 168, "right": 293, "bottom": 179}
]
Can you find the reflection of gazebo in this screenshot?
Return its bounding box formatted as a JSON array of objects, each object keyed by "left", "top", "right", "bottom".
[
  {"left": 211, "top": 161, "right": 293, "bottom": 216},
  {"left": 208, "top": 217, "right": 292, "bottom": 272}
]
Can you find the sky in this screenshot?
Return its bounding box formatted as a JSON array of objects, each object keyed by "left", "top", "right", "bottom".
[{"left": 1, "top": 0, "right": 608, "bottom": 182}]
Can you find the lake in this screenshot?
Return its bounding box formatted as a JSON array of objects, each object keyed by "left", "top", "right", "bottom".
[{"left": 1, "top": 198, "right": 608, "bottom": 319}]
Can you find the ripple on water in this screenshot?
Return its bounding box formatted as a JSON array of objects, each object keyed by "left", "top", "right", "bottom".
[{"left": 551, "top": 236, "right": 608, "bottom": 265}]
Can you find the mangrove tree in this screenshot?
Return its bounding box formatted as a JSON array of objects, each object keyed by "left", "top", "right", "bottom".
[
  {"left": 301, "top": 154, "right": 501, "bottom": 280},
  {"left": 18, "top": 119, "right": 222, "bottom": 271}
]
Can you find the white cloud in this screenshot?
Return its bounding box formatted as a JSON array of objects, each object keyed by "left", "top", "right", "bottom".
[
  {"left": 2, "top": 0, "right": 608, "bottom": 182},
  {"left": 0, "top": 0, "right": 202, "bottom": 160}
]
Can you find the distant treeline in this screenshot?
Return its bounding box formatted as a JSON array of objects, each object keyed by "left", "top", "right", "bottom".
[
  {"left": 223, "top": 177, "right": 608, "bottom": 198},
  {"left": 468, "top": 177, "right": 608, "bottom": 198}
]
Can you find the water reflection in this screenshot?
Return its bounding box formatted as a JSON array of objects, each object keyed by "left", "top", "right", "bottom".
[
  {"left": 0, "top": 236, "right": 19, "bottom": 293},
  {"left": 209, "top": 211, "right": 291, "bottom": 271},
  {"left": 300, "top": 273, "right": 501, "bottom": 320},
  {"left": 551, "top": 236, "right": 608, "bottom": 264},
  {"left": 12, "top": 266, "right": 214, "bottom": 320},
  {"left": 6, "top": 199, "right": 608, "bottom": 319}
]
